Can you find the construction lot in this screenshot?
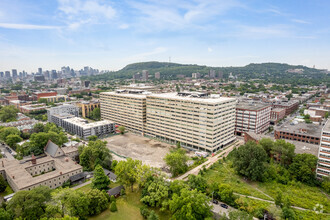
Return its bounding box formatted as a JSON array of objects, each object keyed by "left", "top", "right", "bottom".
[{"left": 104, "top": 133, "right": 177, "bottom": 168}]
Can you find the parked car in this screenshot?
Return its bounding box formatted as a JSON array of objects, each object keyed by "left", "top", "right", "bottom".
[
  {"left": 220, "top": 204, "right": 228, "bottom": 209},
  {"left": 212, "top": 199, "right": 219, "bottom": 204}
]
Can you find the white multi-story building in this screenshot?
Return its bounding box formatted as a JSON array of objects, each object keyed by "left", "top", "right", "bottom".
[
  {"left": 235, "top": 102, "right": 271, "bottom": 135},
  {"left": 146, "top": 92, "right": 236, "bottom": 152},
  {"left": 100, "top": 90, "right": 148, "bottom": 133},
  {"left": 317, "top": 120, "right": 330, "bottom": 178},
  {"left": 47, "top": 104, "right": 79, "bottom": 123}
]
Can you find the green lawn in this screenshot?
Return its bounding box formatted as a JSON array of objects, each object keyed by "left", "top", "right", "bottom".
[
  {"left": 203, "top": 161, "right": 330, "bottom": 215},
  {"left": 85, "top": 185, "right": 170, "bottom": 220},
  {"left": 203, "top": 162, "right": 272, "bottom": 200},
  {"left": 0, "top": 185, "right": 14, "bottom": 197}
]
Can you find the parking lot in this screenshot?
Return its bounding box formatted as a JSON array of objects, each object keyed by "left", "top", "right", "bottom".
[{"left": 103, "top": 133, "right": 178, "bottom": 168}]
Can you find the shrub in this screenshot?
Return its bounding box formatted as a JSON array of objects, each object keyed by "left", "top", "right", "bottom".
[
  {"left": 110, "top": 195, "right": 116, "bottom": 203},
  {"left": 140, "top": 206, "right": 150, "bottom": 219},
  {"left": 147, "top": 210, "right": 159, "bottom": 220},
  {"left": 0, "top": 176, "right": 7, "bottom": 192},
  {"left": 110, "top": 201, "right": 117, "bottom": 212},
  {"left": 120, "top": 188, "right": 126, "bottom": 196}
]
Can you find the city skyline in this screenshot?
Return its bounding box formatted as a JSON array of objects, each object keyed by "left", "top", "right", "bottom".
[{"left": 1, "top": 0, "right": 330, "bottom": 72}]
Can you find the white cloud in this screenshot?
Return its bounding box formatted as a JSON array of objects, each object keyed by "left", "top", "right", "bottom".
[
  {"left": 291, "top": 19, "right": 310, "bottom": 24},
  {"left": 57, "top": 0, "right": 116, "bottom": 28},
  {"left": 119, "top": 23, "right": 129, "bottom": 29},
  {"left": 208, "top": 47, "right": 213, "bottom": 52},
  {"left": 0, "top": 23, "right": 61, "bottom": 30},
  {"left": 126, "top": 47, "right": 168, "bottom": 61}
]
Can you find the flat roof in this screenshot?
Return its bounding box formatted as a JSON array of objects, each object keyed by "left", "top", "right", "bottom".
[
  {"left": 237, "top": 102, "right": 271, "bottom": 111},
  {"left": 147, "top": 92, "right": 235, "bottom": 104},
  {"left": 63, "top": 117, "right": 114, "bottom": 129},
  {"left": 101, "top": 91, "right": 147, "bottom": 99},
  {"left": 1, "top": 155, "right": 81, "bottom": 190},
  {"left": 276, "top": 121, "right": 323, "bottom": 137},
  {"left": 272, "top": 108, "right": 286, "bottom": 112}
]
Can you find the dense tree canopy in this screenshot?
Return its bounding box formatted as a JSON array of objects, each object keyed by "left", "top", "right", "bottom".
[
  {"left": 165, "top": 148, "right": 189, "bottom": 177},
  {"left": 187, "top": 174, "right": 207, "bottom": 193},
  {"left": 141, "top": 176, "right": 170, "bottom": 210},
  {"left": 86, "top": 189, "right": 109, "bottom": 215},
  {"left": 289, "top": 153, "right": 318, "bottom": 184},
  {"left": 169, "top": 188, "right": 212, "bottom": 220},
  {"left": 115, "top": 158, "right": 142, "bottom": 191},
  {"left": 0, "top": 105, "right": 18, "bottom": 122},
  {"left": 79, "top": 140, "right": 111, "bottom": 170},
  {"left": 232, "top": 141, "right": 267, "bottom": 181}
]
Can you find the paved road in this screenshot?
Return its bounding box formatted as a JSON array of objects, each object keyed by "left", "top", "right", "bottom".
[
  {"left": 0, "top": 144, "right": 15, "bottom": 161},
  {"left": 175, "top": 140, "right": 243, "bottom": 180}
]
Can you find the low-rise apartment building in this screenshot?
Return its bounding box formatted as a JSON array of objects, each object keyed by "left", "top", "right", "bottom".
[
  {"left": 235, "top": 102, "right": 271, "bottom": 135},
  {"left": 100, "top": 90, "right": 147, "bottom": 133},
  {"left": 317, "top": 120, "right": 330, "bottom": 177},
  {"left": 51, "top": 114, "right": 115, "bottom": 139},
  {"left": 146, "top": 92, "right": 236, "bottom": 152}
]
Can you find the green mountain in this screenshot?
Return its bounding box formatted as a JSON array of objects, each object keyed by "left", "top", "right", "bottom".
[{"left": 82, "top": 61, "right": 329, "bottom": 86}]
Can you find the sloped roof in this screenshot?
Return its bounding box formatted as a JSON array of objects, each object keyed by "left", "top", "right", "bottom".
[
  {"left": 107, "top": 185, "right": 124, "bottom": 196},
  {"left": 44, "top": 140, "right": 64, "bottom": 157}
]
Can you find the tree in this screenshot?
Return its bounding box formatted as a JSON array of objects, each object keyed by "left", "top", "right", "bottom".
[
  {"left": 141, "top": 176, "right": 170, "bottom": 210},
  {"left": 325, "top": 112, "right": 329, "bottom": 119},
  {"left": 115, "top": 158, "right": 141, "bottom": 192},
  {"left": 0, "top": 105, "right": 18, "bottom": 122},
  {"left": 33, "top": 123, "right": 45, "bottom": 133},
  {"left": 0, "top": 175, "right": 7, "bottom": 192},
  {"left": 187, "top": 174, "right": 207, "bottom": 193},
  {"left": 322, "top": 177, "right": 330, "bottom": 193},
  {"left": 0, "top": 208, "right": 11, "bottom": 220},
  {"left": 118, "top": 126, "right": 125, "bottom": 135},
  {"left": 213, "top": 184, "right": 237, "bottom": 207},
  {"left": 7, "top": 186, "right": 51, "bottom": 219},
  {"left": 92, "top": 164, "right": 111, "bottom": 190},
  {"left": 147, "top": 210, "right": 159, "bottom": 220},
  {"left": 79, "top": 140, "right": 111, "bottom": 170},
  {"left": 289, "top": 153, "right": 317, "bottom": 184},
  {"left": 275, "top": 191, "right": 283, "bottom": 207},
  {"left": 281, "top": 207, "right": 296, "bottom": 220},
  {"left": 0, "top": 127, "right": 20, "bottom": 142},
  {"left": 259, "top": 138, "right": 274, "bottom": 157},
  {"left": 272, "top": 139, "right": 295, "bottom": 166},
  {"left": 232, "top": 141, "right": 267, "bottom": 181},
  {"left": 29, "top": 131, "right": 68, "bottom": 156},
  {"left": 5, "top": 134, "right": 22, "bottom": 149},
  {"left": 87, "top": 135, "right": 98, "bottom": 141},
  {"left": 110, "top": 201, "right": 117, "bottom": 212},
  {"left": 165, "top": 148, "right": 189, "bottom": 176},
  {"left": 86, "top": 189, "right": 109, "bottom": 215},
  {"left": 90, "top": 107, "right": 101, "bottom": 120},
  {"left": 50, "top": 188, "right": 90, "bottom": 219},
  {"left": 169, "top": 188, "right": 212, "bottom": 220}
]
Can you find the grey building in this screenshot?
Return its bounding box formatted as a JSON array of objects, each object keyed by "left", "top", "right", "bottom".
[{"left": 47, "top": 104, "right": 79, "bottom": 123}]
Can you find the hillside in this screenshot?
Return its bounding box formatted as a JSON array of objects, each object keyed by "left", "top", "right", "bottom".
[{"left": 82, "top": 61, "right": 329, "bottom": 86}]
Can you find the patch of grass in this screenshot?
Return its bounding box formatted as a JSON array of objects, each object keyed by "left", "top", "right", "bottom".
[
  {"left": 77, "top": 182, "right": 120, "bottom": 193},
  {"left": 89, "top": 185, "right": 170, "bottom": 220},
  {"left": 258, "top": 181, "right": 330, "bottom": 213},
  {"left": 0, "top": 185, "right": 14, "bottom": 197},
  {"left": 203, "top": 162, "right": 271, "bottom": 200},
  {"left": 294, "top": 209, "right": 330, "bottom": 220}
]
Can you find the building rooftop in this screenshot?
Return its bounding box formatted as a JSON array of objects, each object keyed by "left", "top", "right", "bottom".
[
  {"left": 236, "top": 102, "right": 271, "bottom": 111},
  {"left": 63, "top": 117, "right": 114, "bottom": 129},
  {"left": 0, "top": 155, "right": 81, "bottom": 190},
  {"left": 101, "top": 90, "right": 149, "bottom": 99},
  {"left": 147, "top": 92, "right": 235, "bottom": 104},
  {"left": 276, "top": 121, "right": 323, "bottom": 137}
]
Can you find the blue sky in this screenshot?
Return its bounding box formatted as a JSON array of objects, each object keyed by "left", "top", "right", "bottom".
[{"left": 0, "top": 0, "right": 330, "bottom": 72}]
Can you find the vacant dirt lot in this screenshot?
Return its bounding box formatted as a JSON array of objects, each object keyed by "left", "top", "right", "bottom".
[{"left": 104, "top": 133, "right": 176, "bottom": 168}]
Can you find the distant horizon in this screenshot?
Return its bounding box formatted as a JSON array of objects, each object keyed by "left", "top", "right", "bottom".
[
  {"left": 1, "top": 0, "right": 330, "bottom": 72},
  {"left": 1, "top": 60, "right": 327, "bottom": 74}
]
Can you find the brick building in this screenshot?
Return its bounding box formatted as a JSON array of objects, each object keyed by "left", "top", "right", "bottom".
[
  {"left": 235, "top": 102, "right": 271, "bottom": 135},
  {"left": 270, "top": 108, "right": 286, "bottom": 124},
  {"left": 272, "top": 100, "right": 299, "bottom": 116}
]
